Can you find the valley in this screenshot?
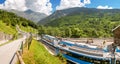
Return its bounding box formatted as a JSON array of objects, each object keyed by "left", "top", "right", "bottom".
[{"left": 0, "top": 7, "right": 120, "bottom": 64}]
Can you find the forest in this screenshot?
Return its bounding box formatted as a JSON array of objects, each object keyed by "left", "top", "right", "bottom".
[
  {"left": 0, "top": 10, "right": 38, "bottom": 29},
  {"left": 38, "top": 9, "right": 120, "bottom": 38}
]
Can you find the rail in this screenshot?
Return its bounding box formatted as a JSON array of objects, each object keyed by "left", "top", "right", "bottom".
[
  {"left": 8, "top": 41, "right": 25, "bottom": 64},
  {"left": 16, "top": 51, "right": 25, "bottom": 64}
]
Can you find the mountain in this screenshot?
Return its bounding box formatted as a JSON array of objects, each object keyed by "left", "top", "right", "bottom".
[
  {"left": 38, "top": 7, "right": 120, "bottom": 38},
  {"left": 38, "top": 7, "right": 120, "bottom": 25},
  {"left": 7, "top": 9, "right": 47, "bottom": 23}
]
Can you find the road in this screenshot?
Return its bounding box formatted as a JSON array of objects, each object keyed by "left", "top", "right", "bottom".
[{"left": 0, "top": 36, "right": 26, "bottom": 64}]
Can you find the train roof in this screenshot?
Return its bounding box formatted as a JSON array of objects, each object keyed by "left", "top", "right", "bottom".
[
  {"left": 64, "top": 40, "right": 75, "bottom": 44},
  {"left": 76, "top": 43, "right": 97, "bottom": 48},
  {"left": 45, "top": 35, "right": 56, "bottom": 39}
]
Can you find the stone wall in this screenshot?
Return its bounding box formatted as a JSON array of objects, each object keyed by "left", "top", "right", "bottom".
[
  {"left": 0, "top": 32, "right": 13, "bottom": 41},
  {"left": 0, "top": 32, "right": 4, "bottom": 40}
]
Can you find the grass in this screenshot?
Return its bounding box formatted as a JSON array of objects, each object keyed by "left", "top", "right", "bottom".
[
  {"left": 0, "top": 21, "right": 17, "bottom": 35},
  {"left": 0, "top": 20, "right": 38, "bottom": 35},
  {"left": 22, "top": 40, "right": 65, "bottom": 64}
]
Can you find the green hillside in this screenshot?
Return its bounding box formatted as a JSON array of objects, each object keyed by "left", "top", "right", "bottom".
[
  {"left": 38, "top": 8, "right": 120, "bottom": 38},
  {"left": 0, "top": 9, "right": 38, "bottom": 34},
  {"left": 0, "top": 20, "right": 16, "bottom": 35}
]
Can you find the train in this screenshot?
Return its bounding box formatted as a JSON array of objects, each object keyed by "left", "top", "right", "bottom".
[{"left": 41, "top": 34, "right": 120, "bottom": 64}]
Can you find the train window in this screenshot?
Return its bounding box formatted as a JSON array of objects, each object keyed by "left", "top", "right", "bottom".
[{"left": 66, "top": 52, "right": 110, "bottom": 64}]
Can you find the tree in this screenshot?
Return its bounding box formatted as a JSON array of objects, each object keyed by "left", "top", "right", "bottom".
[
  {"left": 72, "top": 28, "right": 81, "bottom": 38},
  {"left": 65, "top": 28, "right": 72, "bottom": 37}
]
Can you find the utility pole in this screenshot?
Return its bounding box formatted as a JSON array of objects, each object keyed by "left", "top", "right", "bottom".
[{"left": 110, "top": 44, "right": 116, "bottom": 64}]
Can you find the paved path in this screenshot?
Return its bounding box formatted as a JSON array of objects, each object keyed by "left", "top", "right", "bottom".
[{"left": 0, "top": 36, "right": 26, "bottom": 64}]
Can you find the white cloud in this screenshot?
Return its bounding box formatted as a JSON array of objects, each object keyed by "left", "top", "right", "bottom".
[
  {"left": 0, "top": 0, "right": 52, "bottom": 15},
  {"left": 56, "top": 0, "right": 91, "bottom": 10},
  {"left": 84, "top": 0, "right": 91, "bottom": 4},
  {"left": 97, "top": 5, "right": 113, "bottom": 9},
  {"left": 25, "top": 0, "right": 52, "bottom": 15},
  {"left": 0, "top": 0, "right": 27, "bottom": 11}
]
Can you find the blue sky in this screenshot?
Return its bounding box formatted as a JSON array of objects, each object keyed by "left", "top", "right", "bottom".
[
  {"left": 0, "top": 0, "right": 5, "bottom": 4},
  {"left": 86, "top": 0, "right": 120, "bottom": 9},
  {"left": 50, "top": 0, "right": 60, "bottom": 12},
  {"left": 1, "top": 0, "right": 120, "bottom": 10},
  {"left": 0, "top": 0, "right": 120, "bottom": 15},
  {"left": 50, "top": 0, "right": 120, "bottom": 11}
]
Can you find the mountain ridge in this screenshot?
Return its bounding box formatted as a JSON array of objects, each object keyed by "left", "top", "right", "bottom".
[
  {"left": 7, "top": 9, "right": 47, "bottom": 23},
  {"left": 38, "top": 7, "right": 120, "bottom": 25}
]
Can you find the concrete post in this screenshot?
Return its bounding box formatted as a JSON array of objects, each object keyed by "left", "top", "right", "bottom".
[{"left": 55, "top": 47, "right": 59, "bottom": 55}]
